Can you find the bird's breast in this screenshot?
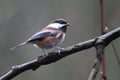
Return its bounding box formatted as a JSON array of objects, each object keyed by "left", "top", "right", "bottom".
[{"left": 34, "top": 36, "right": 63, "bottom": 49}]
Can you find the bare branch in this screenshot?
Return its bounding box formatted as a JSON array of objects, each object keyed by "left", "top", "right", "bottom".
[
  {"left": 88, "top": 38, "right": 104, "bottom": 80},
  {"left": 1, "top": 27, "right": 120, "bottom": 80},
  {"left": 88, "top": 27, "right": 120, "bottom": 80}
]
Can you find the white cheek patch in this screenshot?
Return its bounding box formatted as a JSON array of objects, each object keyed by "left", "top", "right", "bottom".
[{"left": 48, "top": 23, "right": 64, "bottom": 29}]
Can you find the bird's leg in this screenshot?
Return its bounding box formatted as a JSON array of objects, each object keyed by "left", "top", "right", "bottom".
[
  {"left": 54, "top": 47, "right": 64, "bottom": 51},
  {"left": 50, "top": 42, "right": 64, "bottom": 55},
  {"left": 41, "top": 49, "right": 48, "bottom": 56},
  {"left": 54, "top": 47, "right": 65, "bottom": 55}
]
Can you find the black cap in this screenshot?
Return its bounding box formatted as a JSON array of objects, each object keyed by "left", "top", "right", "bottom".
[{"left": 51, "top": 18, "right": 68, "bottom": 24}]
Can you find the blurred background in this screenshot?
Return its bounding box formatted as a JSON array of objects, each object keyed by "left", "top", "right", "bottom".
[{"left": 0, "top": 0, "right": 120, "bottom": 80}]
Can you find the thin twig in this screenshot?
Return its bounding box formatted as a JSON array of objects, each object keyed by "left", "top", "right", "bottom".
[
  {"left": 99, "top": 0, "right": 107, "bottom": 79},
  {"left": 111, "top": 42, "right": 120, "bottom": 67}
]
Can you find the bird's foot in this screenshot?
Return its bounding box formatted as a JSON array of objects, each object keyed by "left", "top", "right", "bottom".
[{"left": 55, "top": 47, "right": 65, "bottom": 55}]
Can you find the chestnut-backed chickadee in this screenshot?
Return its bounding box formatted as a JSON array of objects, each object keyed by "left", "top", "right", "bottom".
[{"left": 10, "top": 19, "right": 71, "bottom": 53}]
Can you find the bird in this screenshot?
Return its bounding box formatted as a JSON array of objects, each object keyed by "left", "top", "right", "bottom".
[{"left": 10, "top": 18, "right": 71, "bottom": 54}]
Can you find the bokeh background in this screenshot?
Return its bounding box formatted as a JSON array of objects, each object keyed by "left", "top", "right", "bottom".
[{"left": 0, "top": 0, "right": 120, "bottom": 80}]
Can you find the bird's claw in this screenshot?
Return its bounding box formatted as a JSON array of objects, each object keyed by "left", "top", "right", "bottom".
[{"left": 56, "top": 47, "right": 64, "bottom": 55}]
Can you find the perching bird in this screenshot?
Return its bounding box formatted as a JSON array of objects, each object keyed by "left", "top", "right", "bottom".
[{"left": 10, "top": 18, "right": 71, "bottom": 53}]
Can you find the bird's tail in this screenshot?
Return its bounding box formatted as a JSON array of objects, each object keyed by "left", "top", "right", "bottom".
[{"left": 10, "top": 42, "right": 27, "bottom": 51}]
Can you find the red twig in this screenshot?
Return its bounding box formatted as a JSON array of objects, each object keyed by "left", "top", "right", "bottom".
[
  {"left": 100, "top": 0, "right": 105, "bottom": 34},
  {"left": 100, "top": 0, "right": 107, "bottom": 80}
]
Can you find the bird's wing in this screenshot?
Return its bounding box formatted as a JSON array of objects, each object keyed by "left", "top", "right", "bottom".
[
  {"left": 27, "top": 30, "right": 58, "bottom": 42},
  {"left": 10, "top": 30, "right": 57, "bottom": 50}
]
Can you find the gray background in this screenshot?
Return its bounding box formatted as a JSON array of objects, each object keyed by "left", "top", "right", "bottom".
[{"left": 0, "top": 0, "right": 120, "bottom": 80}]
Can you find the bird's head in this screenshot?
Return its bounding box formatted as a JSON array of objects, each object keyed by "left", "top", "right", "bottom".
[{"left": 48, "top": 18, "right": 71, "bottom": 33}]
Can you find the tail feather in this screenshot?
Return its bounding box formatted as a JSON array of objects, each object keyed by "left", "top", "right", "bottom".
[{"left": 10, "top": 42, "right": 27, "bottom": 51}]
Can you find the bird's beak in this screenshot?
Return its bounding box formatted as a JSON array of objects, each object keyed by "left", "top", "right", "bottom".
[{"left": 65, "top": 23, "right": 71, "bottom": 26}]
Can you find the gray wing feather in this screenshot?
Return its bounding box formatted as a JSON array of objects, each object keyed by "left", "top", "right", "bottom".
[
  {"left": 27, "top": 30, "right": 58, "bottom": 42},
  {"left": 10, "top": 30, "right": 59, "bottom": 50}
]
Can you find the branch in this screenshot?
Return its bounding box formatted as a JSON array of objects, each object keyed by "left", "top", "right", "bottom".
[
  {"left": 88, "top": 38, "right": 105, "bottom": 80},
  {"left": 1, "top": 27, "right": 120, "bottom": 80}
]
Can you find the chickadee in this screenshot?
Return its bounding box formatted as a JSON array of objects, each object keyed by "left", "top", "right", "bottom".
[{"left": 10, "top": 19, "right": 71, "bottom": 53}]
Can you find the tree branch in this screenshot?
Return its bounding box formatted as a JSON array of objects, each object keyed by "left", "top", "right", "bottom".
[
  {"left": 88, "top": 38, "right": 105, "bottom": 80},
  {"left": 1, "top": 27, "right": 120, "bottom": 80}
]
